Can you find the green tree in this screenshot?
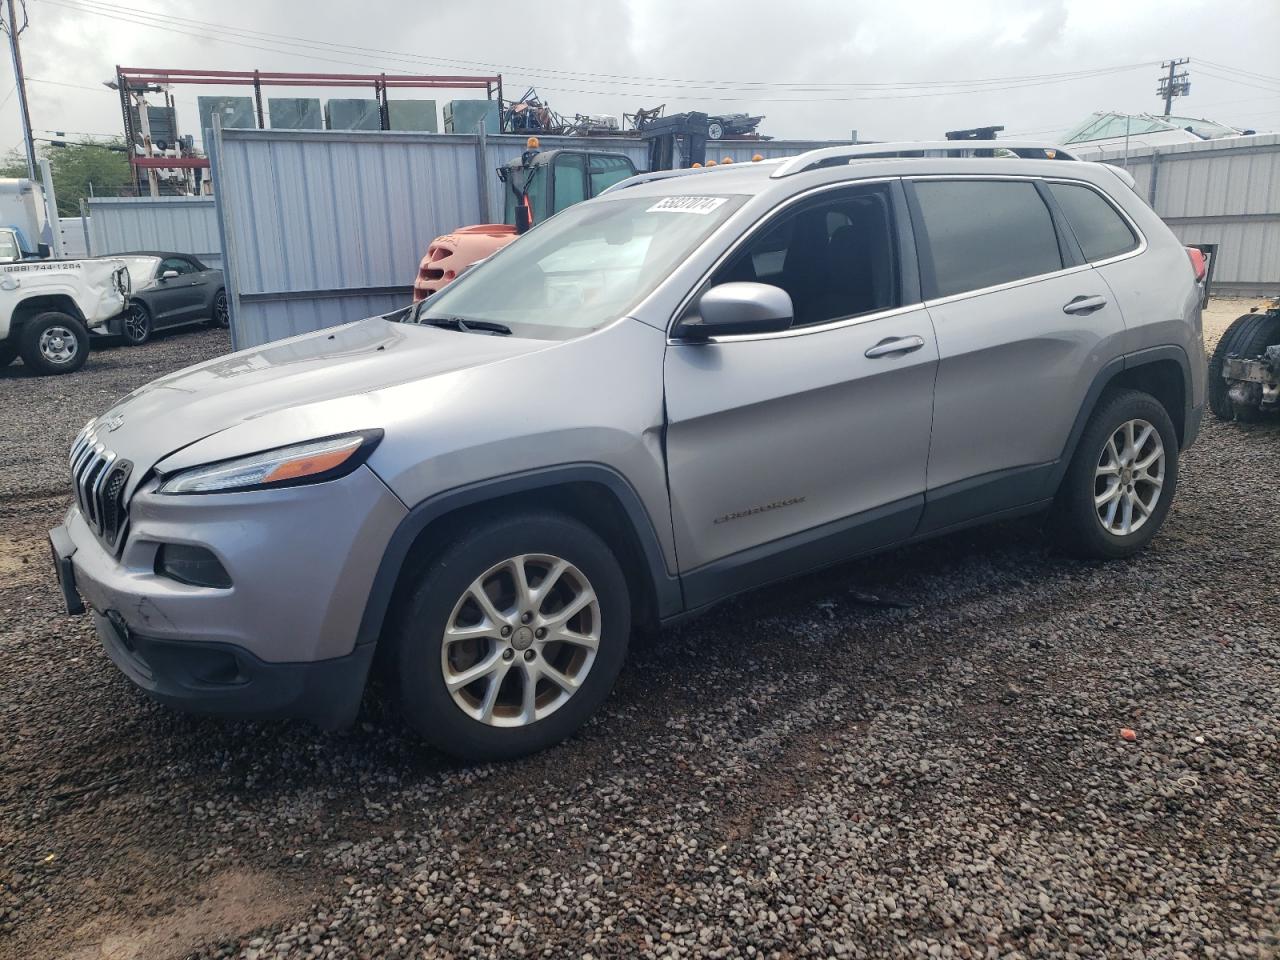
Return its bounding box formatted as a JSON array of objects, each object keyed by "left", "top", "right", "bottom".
[{"left": 0, "top": 140, "right": 132, "bottom": 216}]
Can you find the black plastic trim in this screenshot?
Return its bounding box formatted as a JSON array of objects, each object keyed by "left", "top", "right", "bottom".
[
  {"left": 356, "top": 463, "right": 682, "bottom": 647},
  {"left": 680, "top": 494, "right": 923, "bottom": 610},
  {"left": 94, "top": 611, "right": 373, "bottom": 730},
  {"left": 918, "top": 462, "right": 1057, "bottom": 535}
]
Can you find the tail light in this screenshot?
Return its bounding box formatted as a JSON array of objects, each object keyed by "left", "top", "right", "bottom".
[{"left": 1185, "top": 247, "right": 1207, "bottom": 282}]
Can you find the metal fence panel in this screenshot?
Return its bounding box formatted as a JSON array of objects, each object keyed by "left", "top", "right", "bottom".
[
  {"left": 214, "top": 128, "right": 484, "bottom": 348},
  {"left": 1098, "top": 134, "right": 1280, "bottom": 293},
  {"left": 85, "top": 196, "right": 222, "bottom": 269}
]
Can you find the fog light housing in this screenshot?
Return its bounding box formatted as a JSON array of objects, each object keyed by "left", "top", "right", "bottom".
[{"left": 155, "top": 544, "right": 232, "bottom": 589}]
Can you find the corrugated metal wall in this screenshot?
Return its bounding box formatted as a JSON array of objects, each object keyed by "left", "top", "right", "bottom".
[
  {"left": 1097, "top": 133, "right": 1280, "bottom": 295},
  {"left": 85, "top": 196, "right": 222, "bottom": 269}
]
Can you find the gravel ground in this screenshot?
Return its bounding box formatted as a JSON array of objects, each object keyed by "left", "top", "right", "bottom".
[{"left": 1, "top": 304, "right": 1278, "bottom": 960}]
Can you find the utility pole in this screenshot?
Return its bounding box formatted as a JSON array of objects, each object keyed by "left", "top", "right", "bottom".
[
  {"left": 2, "top": 0, "right": 37, "bottom": 180},
  {"left": 1157, "top": 58, "right": 1190, "bottom": 116}
]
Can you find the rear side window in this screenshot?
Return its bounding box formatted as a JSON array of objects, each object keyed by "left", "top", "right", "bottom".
[
  {"left": 913, "top": 180, "right": 1063, "bottom": 298},
  {"left": 1047, "top": 181, "right": 1138, "bottom": 262}
]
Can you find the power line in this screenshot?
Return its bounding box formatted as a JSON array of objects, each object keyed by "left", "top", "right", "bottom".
[
  {"left": 43, "top": 0, "right": 1156, "bottom": 98},
  {"left": 1197, "top": 58, "right": 1280, "bottom": 86}
]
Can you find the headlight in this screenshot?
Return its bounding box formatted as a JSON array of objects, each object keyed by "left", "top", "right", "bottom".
[{"left": 157, "top": 430, "right": 382, "bottom": 495}]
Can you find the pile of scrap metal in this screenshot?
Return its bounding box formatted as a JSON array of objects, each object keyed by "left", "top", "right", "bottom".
[
  {"left": 502, "top": 88, "right": 572, "bottom": 135},
  {"left": 1210, "top": 298, "right": 1280, "bottom": 422}
]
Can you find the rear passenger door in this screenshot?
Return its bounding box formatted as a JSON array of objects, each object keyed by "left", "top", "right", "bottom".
[
  {"left": 907, "top": 177, "right": 1127, "bottom": 532},
  {"left": 664, "top": 181, "right": 939, "bottom": 606}
]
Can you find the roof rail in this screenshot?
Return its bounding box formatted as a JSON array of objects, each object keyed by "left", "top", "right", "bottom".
[
  {"left": 770, "top": 140, "right": 1079, "bottom": 178},
  {"left": 600, "top": 157, "right": 785, "bottom": 196}
]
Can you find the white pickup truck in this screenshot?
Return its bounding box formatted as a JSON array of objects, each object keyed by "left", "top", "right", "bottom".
[{"left": 0, "top": 254, "right": 130, "bottom": 375}]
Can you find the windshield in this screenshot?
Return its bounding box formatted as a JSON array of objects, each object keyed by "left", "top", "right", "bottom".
[
  {"left": 0, "top": 231, "right": 19, "bottom": 262},
  {"left": 419, "top": 193, "right": 745, "bottom": 338}
]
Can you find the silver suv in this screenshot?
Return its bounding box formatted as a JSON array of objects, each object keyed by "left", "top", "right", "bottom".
[{"left": 49, "top": 142, "right": 1205, "bottom": 760}]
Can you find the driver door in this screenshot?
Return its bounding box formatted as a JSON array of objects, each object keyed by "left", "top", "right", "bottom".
[{"left": 663, "top": 182, "right": 939, "bottom": 607}]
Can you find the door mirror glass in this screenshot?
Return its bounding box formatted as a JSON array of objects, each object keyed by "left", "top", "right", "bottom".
[
  {"left": 161, "top": 269, "right": 180, "bottom": 280},
  {"left": 677, "top": 282, "right": 794, "bottom": 340}
]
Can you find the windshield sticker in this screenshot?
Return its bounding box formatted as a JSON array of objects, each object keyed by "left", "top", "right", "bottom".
[{"left": 646, "top": 196, "right": 729, "bottom": 215}]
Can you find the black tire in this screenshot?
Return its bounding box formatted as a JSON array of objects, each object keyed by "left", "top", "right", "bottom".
[
  {"left": 121, "top": 301, "right": 153, "bottom": 346},
  {"left": 208, "top": 289, "right": 229, "bottom": 329},
  {"left": 1208, "top": 310, "right": 1280, "bottom": 421},
  {"left": 17, "top": 311, "right": 89, "bottom": 375},
  {"left": 1052, "top": 388, "right": 1179, "bottom": 560},
  {"left": 390, "top": 512, "right": 631, "bottom": 761},
  {"left": 0, "top": 343, "right": 16, "bottom": 367}
]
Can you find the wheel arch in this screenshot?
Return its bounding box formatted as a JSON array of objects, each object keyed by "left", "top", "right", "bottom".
[
  {"left": 11, "top": 295, "right": 87, "bottom": 332},
  {"left": 1047, "top": 345, "right": 1193, "bottom": 498},
  {"left": 356, "top": 464, "right": 682, "bottom": 650}
]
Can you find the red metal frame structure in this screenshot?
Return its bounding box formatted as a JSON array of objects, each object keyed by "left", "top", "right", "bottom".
[{"left": 115, "top": 66, "right": 503, "bottom": 173}]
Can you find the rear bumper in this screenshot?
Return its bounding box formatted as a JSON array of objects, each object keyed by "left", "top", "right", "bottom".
[{"left": 93, "top": 609, "right": 374, "bottom": 729}]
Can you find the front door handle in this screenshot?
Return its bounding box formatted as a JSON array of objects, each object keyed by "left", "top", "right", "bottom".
[
  {"left": 1063, "top": 294, "right": 1108, "bottom": 315},
  {"left": 865, "top": 335, "right": 926, "bottom": 359}
]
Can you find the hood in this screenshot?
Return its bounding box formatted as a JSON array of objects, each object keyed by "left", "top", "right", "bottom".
[{"left": 90, "top": 316, "right": 551, "bottom": 488}]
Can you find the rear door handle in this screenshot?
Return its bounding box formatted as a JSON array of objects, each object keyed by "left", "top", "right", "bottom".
[
  {"left": 865, "top": 335, "right": 926, "bottom": 359},
  {"left": 1063, "top": 294, "right": 1108, "bottom": 315}
]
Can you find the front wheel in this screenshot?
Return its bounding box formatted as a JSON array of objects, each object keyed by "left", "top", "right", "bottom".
[
  {"left": 18, "top": 312, "right": 89, "bottom": 375},
  {"left": 1052, "top": 389, "right": 1179, "bottom": 559},
  {"left": 390, "top": 512, "right": 631, "bottom": 761},
  {"left": 122, "top": 302, "right": 152, "bottom": 345}
]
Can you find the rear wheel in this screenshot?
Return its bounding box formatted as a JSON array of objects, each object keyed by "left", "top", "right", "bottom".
[
  {"left": 1053, "top": 389, "right": 1179, "bottom": 559},
  {"left": 18, "top": 312, "right": 89, "bottom": 375},
  {"left": 122, "top": 302, "right": 152, "bottom": 345},
  {"left": 390, "top": 512, "right": 631, "bottom": 761},
  {"left": 209, "top": 289, "right": 229, "bottom": 328},
  {"left": 1208, "top": 310, "right": 1280, "bottom": 421}
]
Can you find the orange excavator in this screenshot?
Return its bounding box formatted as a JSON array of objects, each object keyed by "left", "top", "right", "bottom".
[{"left": 412, "top": 138, "right": 637, "bottom": 300}]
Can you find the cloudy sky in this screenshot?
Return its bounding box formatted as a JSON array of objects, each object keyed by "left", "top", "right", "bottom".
[{"left": 3, "top": 0, "right": 1278, "bottom": 155}]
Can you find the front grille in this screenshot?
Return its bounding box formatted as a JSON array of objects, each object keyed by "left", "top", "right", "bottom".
[{"left": 69, "top": 424, "right": 133, "bottom": 553}]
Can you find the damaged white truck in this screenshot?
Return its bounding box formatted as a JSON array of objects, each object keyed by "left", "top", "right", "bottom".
[
  {"left": 0, "top": 257, "right": 130, "bottom": 375},
  {"left": 1209, "top": 300, "right": 1280, "bottom": 422}
]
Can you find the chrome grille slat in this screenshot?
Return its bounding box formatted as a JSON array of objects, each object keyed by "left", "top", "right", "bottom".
[{"left": 67, "top": 425, "right": 132, "bottom": 554}]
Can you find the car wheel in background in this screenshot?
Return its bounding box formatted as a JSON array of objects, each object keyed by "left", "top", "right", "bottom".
[
  {"left": 1052, "top": 389, "right": 1179, "bottom": 560},
  {"left": 210, "top": 290, "right": 229, "bottom": 329},
  {"left": 122, "top": 302, "right": 153, "bottom": 346},
  {"left": 0, "top": 343, "right": 16, "bottom": 368},
  {"left": 18, "top": 312, "right": 89, "bottom": 375},
  {"left": 1207, "top": 310, "right": 1280, "bottom": 422},
  {"left": 389, "top": 511, "right": 631, "bottom": 762}
]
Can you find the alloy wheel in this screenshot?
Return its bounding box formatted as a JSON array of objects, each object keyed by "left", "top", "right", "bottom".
[
  {"left": 38, "top": 326, "right": 78, "bottom": 365},
  {"left": 213, "top": 292, "right": 229, "bottom": 327},
  {"left": 440, "top": 554, "right": 601, "bottom": 727},
  {"left": 1094, "top": 418, "right": 1165, "bottom": 536},
  {"left": 124, "top": 305, "right": 150, "bottom": 343}
]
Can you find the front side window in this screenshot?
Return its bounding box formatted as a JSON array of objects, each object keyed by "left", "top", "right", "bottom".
[
  {"left": 913, "top": 180, "right": 1063, "bottom": 299},
  {"left": 160, "top": 257, "right": 196, "bottom": 276},
  {"left": 418, "top": 193, "right": 745, "bottom": 338},
  {"left": 1047, "top": 181, "right": 1138, "bottom": 263},
  {"left": 0, "top": 231, "right": 20, "bottom": 262},
  {"left": 707, "top": 184, "right": 900, "bottom": 327},
  {"left": 552, "top": 155, "right": 587, "bottom": 213}
]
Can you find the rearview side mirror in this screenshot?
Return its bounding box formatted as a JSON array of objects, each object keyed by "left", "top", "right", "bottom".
[
  {"left": 674, "top": 282, "right": 794, "bottom": 340},
  {"left": 161, "top": 269, "right": 180, "bottom": 280}
]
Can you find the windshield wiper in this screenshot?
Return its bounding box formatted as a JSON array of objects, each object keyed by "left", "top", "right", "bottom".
[{"left": 416, "top": 315, "right": 512, "bottom": 336}]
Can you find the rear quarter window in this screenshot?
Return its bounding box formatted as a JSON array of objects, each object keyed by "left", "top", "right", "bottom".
[
  {"left": 912, "top": 179, "right": 1063, "bottom": 299},
  {"left": 1047, "top": 181, "right": 1139, "bottom": 263}
]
